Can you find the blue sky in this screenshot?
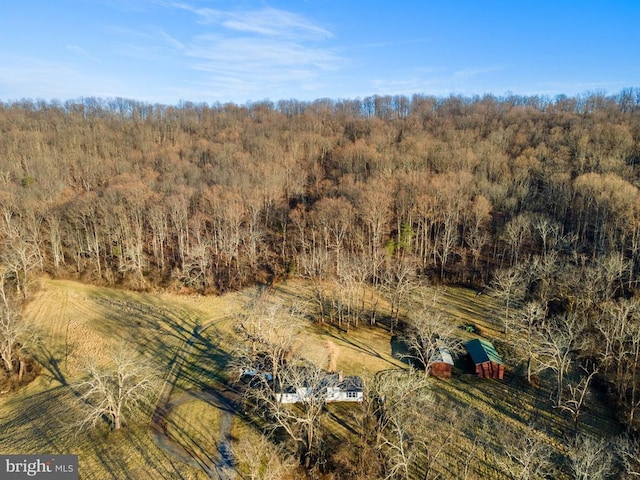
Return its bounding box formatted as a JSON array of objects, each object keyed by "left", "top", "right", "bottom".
[{"left": 1, "top": 0, "right": 639, "bottom": 105}]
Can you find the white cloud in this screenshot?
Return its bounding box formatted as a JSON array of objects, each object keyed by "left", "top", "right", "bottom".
[
  {"left": 168, "top": 2, "right": 331, "bottom": 40},
  {"left": 161, "top": 1, "right": 342, "bottom": 100},
  {"left": 452, "top": 66, "right": 502, "bottom": 79},
  {"left": 66, "top": 45, "right": 101, "bottom": 62},
  {"left": 367, "top": 66, "right": 506, "bottom": 97},
  {"left": 1, "top": 1, "right": 344, "bottom": 103},
  {"left": 0, "top": 55, "right": 124, "bottom": 100},
  {"left": 220, "top": 7, "right": 332, "bottom": 40}
]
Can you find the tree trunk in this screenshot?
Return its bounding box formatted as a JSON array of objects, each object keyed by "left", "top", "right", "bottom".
[
  {"left": 18, "top": 359, "right": 25, "bottom": 382},
  {"left": 114, "top": 414, "right": 122, "bottom": 430}
]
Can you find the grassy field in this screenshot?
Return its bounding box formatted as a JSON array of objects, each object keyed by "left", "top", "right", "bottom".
[{"left": 0, "top": 277, "right": 622, "bottom": 479}]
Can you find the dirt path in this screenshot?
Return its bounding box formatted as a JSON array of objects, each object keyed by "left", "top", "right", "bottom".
[{"left": 151, "top": 318, "right": 238, "bottom": 479}]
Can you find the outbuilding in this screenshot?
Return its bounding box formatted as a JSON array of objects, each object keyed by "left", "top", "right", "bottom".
[
  {"left": 430, "top": 348, "right": 454, "bottom": 379},
  {"left": 465, "top": 339, "right": 505, "bottom": 379}
]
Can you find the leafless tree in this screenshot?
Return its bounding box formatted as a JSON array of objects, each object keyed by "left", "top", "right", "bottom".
[
  {"left": 503, "top": 214, "right": 532, "bottom": 266},
  {"left": 494, "top": 423, "right": 554, "bottom": 480},
  {"left": 0, "top": 265, "right": 10, "bottom": 308},
  {"left": 567, "top": 434, "right": 614, "bottom": 480},
  {"left": 75, "top": 345, "right": 161, "bottom": 431},
  {"left": 248, "top": 361, "right": 334, "bottom": 469},
  {"left": 402, "top": 308, "right": 461, "bottom": 376},
  {"left": 372, "top": 371, "right": 432, "bottom": 479},
  {"left": 380, "top": 256, "right": 419, "bottom": 333},
  {"left": 234, "top": 295, "right": 301, "bottom": 394},
  {"left": 614, "top": 434, "right": 640, "bottom": 479},
  {"left": 357, "top": 175, "right": 393, "bottom": 273},
  {"left": 490, "top": 267, "right": 526, "bottom": 334},
  {"left": 44, "top": 211, "right": 65, "bottom": 271},
  {"left": 309, "top": 197, "right": 355, "bottom": 277},
  {"left": 369, "top": 369, "right": 465, "bottom": 480},
  {"left": 593, "top": 298, "right": 640, "bottom": 431},
  {"left": 513, "top": 301, "right": 547, "bottom": 384},
  {"left": 333, "top": 253, "right": 371, "bottom": 331},
  {"left": 559, "top": 364, "right": 598, "bottom": 435},
  {"left": 0, "top": 302, "right": 35, "bottom": 381},
  {"left": 537, "top": 313, "right": 581, "bottom": 407},
  {"left": 233, "top": 432, "right": 298, "bottom": 480},
  {"left": 532, "top": 214, "right": 561, "bottom": 260},
  {"left": 464, "top": 195, "right": 492, "bottom": 270},
  {"left": 0, "top": 234, "right": 41, "bottom": 300}
]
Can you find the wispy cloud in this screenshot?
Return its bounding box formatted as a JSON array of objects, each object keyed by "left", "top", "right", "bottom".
[
  {"left": 368, "top": 66, "right": 505, "bottom": 97},
  {"left": 1, "top": 1, "right": 342, "bottom": 103},
  {"left": 106, "top": 25, "right": 185, "bottom": 60},
  {"left": 452, "top": 66, "right": 502, "bottom": 80},
  {"left": 66, "top": 45, "right": 101, "bottom": 62},
  {"left": 0, "top": 55, "right": 123, "bottom": 100},
  {"left": 536, "top": 80, "right": 627, "bottom": 95},
  {"left": 168, "top": 2, "right": 332, "bottom": 40},
  {"left": 159, "top": 1, "right": 342, "bottom": 100},
  {"left": 345, "top": 37, "right": 430, "bottom": 51},
  {"left": 187, "top": 35, "right": 338, "bottom": 76}
]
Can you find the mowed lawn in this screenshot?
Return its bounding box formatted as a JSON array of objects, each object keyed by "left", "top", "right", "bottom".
[
  {"left": 0, "top": 278, "right": 258, "bottom": 480},
  {"left": 0, "top": 278, "right": 408, "bottom": 478},
  {"left": 0, "top": 277, "right": 621, "bottom": 479}
]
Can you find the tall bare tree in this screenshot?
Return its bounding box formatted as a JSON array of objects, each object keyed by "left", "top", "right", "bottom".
[
  {"left": 402, "top": 307, "right": 461, "bottom": 376},
  {"left": 248, "top": 361, "right": 334, "bottom": 469},
  {"left": 567, "top": 434, "right": 614, "bottom": 480},
  {"left": 380, "top": 255, "right": 419, "bottom": 333},
  {"left": 513, "top": 301, "right": 547, "bottom": 384},
  {"left": 234, "top": 295, "right": 301, "bottom": 394},
  {"left": 75, "top": 345, "right": 160, "bottom": 431},
  {"left": 559, "top": 364, "right": 598, "bottom": 435},
  {"left": 538, "top": 313, "right": 581, "bottom": 407},
  {"left": 232, "top": 432, "right": 298, "bottom": 480},
  {"left": 490, "top": 267, "right": 526, "bottom": 334},
  {"left": 494, "top": 423, "right": 554, "bottom": 480},
  {"left": 0, "top": 302, "right": 35, "bottom": 381}
]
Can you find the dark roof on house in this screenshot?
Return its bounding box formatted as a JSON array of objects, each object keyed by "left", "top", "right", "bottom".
[
  {"left": 338, "top": 375, "right": 363, "bottom": 392},
  {"left": 465, "top": 339, "right": 503, "bottom": 365},
  {"left": 274, "top": 372, "right": 363, "bottom": 393}
]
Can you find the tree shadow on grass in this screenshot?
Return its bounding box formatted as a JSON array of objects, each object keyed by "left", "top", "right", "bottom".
[
  {"left": 320, "top": 323, "right": 401, "bottom": 371},
  {"left": 31, "top": 343, "right": 67, "bottom": 386},
  {"left": 81, "top": 289, "right": 205, "bottom": 378}
]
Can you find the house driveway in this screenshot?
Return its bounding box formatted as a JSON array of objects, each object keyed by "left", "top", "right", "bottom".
[{"left": 151, "top": 319, "right": 238, "bottom": 479}]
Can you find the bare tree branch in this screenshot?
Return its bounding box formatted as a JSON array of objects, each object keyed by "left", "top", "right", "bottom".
[{"left": 75, "top": 344, "right": 161, "bottom": 432}]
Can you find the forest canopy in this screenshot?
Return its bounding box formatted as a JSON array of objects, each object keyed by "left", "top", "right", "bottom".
[{"left": 1, "top": 89, "right": 639, "bottom": 292}]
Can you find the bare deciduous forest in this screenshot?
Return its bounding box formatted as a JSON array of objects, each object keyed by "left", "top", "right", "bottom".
[{"left": 3, "top": 90, "right": 640, "bottom": 477}]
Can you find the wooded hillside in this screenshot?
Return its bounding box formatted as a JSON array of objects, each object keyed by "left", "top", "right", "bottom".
[{"left": 2, "top": 91, "right": 639, "bottom": 288}]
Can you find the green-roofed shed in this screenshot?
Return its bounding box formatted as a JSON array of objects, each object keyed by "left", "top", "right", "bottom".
[{"left": 465, "top": 339, "right": 505, "bottom": 379}]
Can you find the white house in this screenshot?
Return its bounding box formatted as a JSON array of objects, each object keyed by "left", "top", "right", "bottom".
[{"left": 275, "top": 373, "right": 364, "bottom": 404}]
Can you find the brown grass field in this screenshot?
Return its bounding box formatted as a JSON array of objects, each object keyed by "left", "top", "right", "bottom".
[{"left": 0, "top": 277, "right": 622, "bottom": 479}]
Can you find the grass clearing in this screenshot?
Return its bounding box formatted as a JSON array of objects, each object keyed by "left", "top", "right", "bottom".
[
  {"left": 164, "top": 397, "right": 223, "bottom": 471},
  {"left": 0, "top": 277, "right": 623, "bottom": 479}
]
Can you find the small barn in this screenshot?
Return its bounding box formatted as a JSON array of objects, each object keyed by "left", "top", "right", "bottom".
[
  {"left": 465, "top": 339, "right": 505, "bottom": 379},
  {"left": 431, "top": 348, "right": 454, "bottom": 379}
]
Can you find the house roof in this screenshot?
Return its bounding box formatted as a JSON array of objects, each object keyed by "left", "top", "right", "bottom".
[
  {"left": 434, "top": 348, "right": 454, "bottom": 366},
  {"left": 465, "top": 339, "right": 503, "bottom": 365},
  {"left": 274, "top": 372, "right": 363, "bottom": 393},
  {"left": 338, "top": 375, "right": 363, "bottom": 392}
]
